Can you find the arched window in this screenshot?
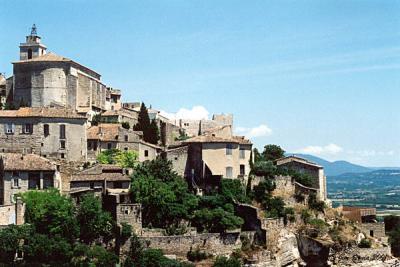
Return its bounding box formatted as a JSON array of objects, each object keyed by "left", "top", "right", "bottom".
[{"left": 28, "top": 49, "right": 32, "bottom": 59}]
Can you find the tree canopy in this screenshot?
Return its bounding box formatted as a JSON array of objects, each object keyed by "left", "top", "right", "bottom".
[
  {"left": 134, "top": 103, "right": 160, "bottom": 145},
  {"left": 261, "top": 144, "right": 285, "bottom": 161},
  {"left": 97, "top": 149, "right": 138, "bottom": 168}
]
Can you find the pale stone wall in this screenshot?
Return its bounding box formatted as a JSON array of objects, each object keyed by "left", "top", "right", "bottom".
[
  {"left": 1, "top": 171, "right": 57, "bottom": 205},
  {"left": 202, "top": 143, "right": 251, "bottom": 179},
  {"left": 164, "top": 146, "right": 189, "bottom": 177},
  {"left": 0, "top": 117, "right": 87, "bottom": 162},
  {"left": 360, "top": 223, "right": 386, "bottom": 239},
  {"left": 138, "top": 232, "right": 241, "bottom": 258}
]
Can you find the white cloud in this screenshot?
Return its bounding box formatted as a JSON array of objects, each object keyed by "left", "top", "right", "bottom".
[
  {"left": 296, "top": 143, "right": 343, "bottom": 155},
  {"left": 235, "top": 124, "right": 272, "bottom": 138},
  {"left": 160, "top": 106, "right": 209, "bottom": 121}
]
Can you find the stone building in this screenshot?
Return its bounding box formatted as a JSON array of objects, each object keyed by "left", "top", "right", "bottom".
[
  {"left": 6, "top": 25, "right": 115, "bottom": 113},
  {"left": 164, "top": 124, "right": 252, "bottom": 191},
  {"left": 275, "top": 156, "right": 327, "bottom": 201},
  {"left": 171, "top": 113, "right": 233, "bottom": 137},
  {"left": 100, "top": 108, "right": 138, "bottom": 127},
  {"left": 0, "top": 107, "right": 87, "bottom": 162},
  {"left": 340, "top": 206, "right": 386, "bottom": 239},
  {"left": 87, "top": 123, "right": 161, "bottom": 162},
  {"left": 0, "top": 153, "right": 59, "bottom": 205},
  {"left": 69, "top": 164, "right": 130, "bottom": 194}
]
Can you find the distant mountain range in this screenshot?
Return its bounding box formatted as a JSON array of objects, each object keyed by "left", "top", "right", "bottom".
[{"left": 286, "top": 153, "right": 386, "bottom": 176}]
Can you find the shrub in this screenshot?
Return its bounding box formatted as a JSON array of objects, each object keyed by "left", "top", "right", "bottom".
[
  {"left": 308, "top": 193, "right": 325, "bottom": 212},
  {"left": 301, "top": 209, "right": 312, "bottom": 224},
  {"left": 213, "top": 256, "right": 241, "bottom": 267},
  {"left": 187, "top": 248, "right": 208, "bottom": 262},
  {"left": 120, "top": 222, "right": 132, "bottom": 240},
  {"left": 358, "top": 238, "right": 372, "bottom": 248}
]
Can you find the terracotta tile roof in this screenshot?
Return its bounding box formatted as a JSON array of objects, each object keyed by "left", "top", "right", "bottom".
[
  {"left": 87, "top": 124, "right": 120, "bottom": 141},
  {"left": 14, "top": 52, "right": 71, "bottom": 63},
  {"left": 102, "top": 108, "right": 138, "bottom": 118},
  {"left": 0, "top": 107, "right": 86, "bottom": 119},
  {"left": 275, "top": 155, "right": 322, "bottom": 169},
  {"left": 183, "top": 134, "right": 252, "bottom": 145},
  {"left": 70, "top": 164, "right": 130, "bottom": 182},
  {"left": 13, "top": 53, "right": 101, "bottom": 78},
  {"left": 0, "top": 153, "right": 56, "bottom": 171}
]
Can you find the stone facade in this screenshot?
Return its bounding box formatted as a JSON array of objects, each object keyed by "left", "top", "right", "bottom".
[
  {"left": 276, "top": 156, "right": 327, "bottom": 201},
  {"left": 0, "top": 198, "right": 25, "bottom": 226},
  {"left": 138, "top": 232, "right": 241, "bottom": 258},
  {"left": 163, "top": 146, "right": 189, "bottom": 177},
  {"left": 87, "top": 123, "right": 161, "bottom": 162},
  {"left": 360, "top": 222, "right": 386, "bottom": 239},
  {"left": 0, "top": 153, "right": 59, "bottom": 205},
  {"left": 0, "top": 108, "right": 87, "bottom": 162}
]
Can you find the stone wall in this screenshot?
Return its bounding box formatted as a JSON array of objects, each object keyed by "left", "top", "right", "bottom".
[
  {"left": 0, "top": 198, "right": 25, "bottom": 226},
  {"left": 138, "top": 232, "right": 241, "bottom": 258},
  {"left": 0, "top": 117, "right": 87, "bottom": 162},
  {"left": 164, "top": 146, "right": 189, "bottom": 178},
  {"left": 360, "top": 222, "right": 386, "bottom": 239},
  {"left": 330, "top": 246, "right": 393, "bottom": 266}
]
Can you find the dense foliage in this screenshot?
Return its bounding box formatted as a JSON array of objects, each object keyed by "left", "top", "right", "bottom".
[
  {"left": 0, "top": 190, "right": 118, "bottom": 266},
  {"left": 124, "top": 234, "right": 193, "bottom": 267},
  {"left": 213, "top": 256, "right": 242, "bottom": 267},
  {"left": 133, "top": 102, "right": 160, "bottom": 144},
  {"left": 385, "top": 215, "right": 400, "bottom": 257},
  {"left": 260, "top": 144, "right": 285, "bottom": 161},
  {"left": 97, "top": 149, "right": 138, "bottom": 168},
  {"left": 131, "top": 158, "right": 245, "bottom": 233}
]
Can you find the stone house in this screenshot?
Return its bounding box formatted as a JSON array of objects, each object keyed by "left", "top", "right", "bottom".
[
  {"left": 170, "top": 113, "right": 233, "bottom": 138},
  {"left": 340, "top": 206, "right": 386, "bottom": 239},
  {"left": 0, "top": 153, "right": 59, "bottom": 205},
  {"left": 0, "top": 107, "right": 87, "bottom": 162},
  {"left": 275, "top": 156, "right": 327, "bottom": 201},
  {"left": 100, "top": 108, "right": 138, "bottom": 128},
  {"left": 86, "top": 123, "right": 161, "bottom": 162},
  {"left": 69, "top": 164, "right": 130, "bottom": 195},
  {"left": 108, "top": 88, "right": 122, "bottom": 111},
  {"left": 6, "top": 26, "right": 116, "bottom": 113}
]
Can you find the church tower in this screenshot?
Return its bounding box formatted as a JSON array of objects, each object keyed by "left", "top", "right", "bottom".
[{"left": 19, "top": 24, "right": 47, "bottom": 60}]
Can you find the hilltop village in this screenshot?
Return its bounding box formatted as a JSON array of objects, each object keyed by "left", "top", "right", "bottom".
[{"left": 0, "top": 26, "right": 398, "bottom": 267}]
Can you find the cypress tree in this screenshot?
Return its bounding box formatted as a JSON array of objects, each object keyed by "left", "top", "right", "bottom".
[
  {"left": 134, "top": 103, "right": 151, "bottom": 140},
  {"left": 148, "top": 119, "right": 160, "bottom": 145}
]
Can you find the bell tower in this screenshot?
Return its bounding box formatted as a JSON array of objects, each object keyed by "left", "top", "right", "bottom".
[{"left": 19, "top": 24, "right": 47, "bottom": 60}]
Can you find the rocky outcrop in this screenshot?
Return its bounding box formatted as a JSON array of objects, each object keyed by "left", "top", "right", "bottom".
[
  {"left": 329, "top": 246, "right": 394, "bottom": 266},
  {"left": 297, "top": 235, "right": 333, "bottom": 267},
  {"left": 275, "top": 231, "right": 302, "bottom": 267}
]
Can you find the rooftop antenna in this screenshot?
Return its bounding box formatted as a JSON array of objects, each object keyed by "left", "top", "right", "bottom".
[{"left": 31, "top": 24, "right": 37, "bottom": 36}]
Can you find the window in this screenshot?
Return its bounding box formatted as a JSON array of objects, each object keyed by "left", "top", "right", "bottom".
[
  {"left": 60, "top": 153, "right": 65, "bottom": 159},
  {"left": 124, "top": 147, "right": 128, "bottom": 151},
  {"left": 60, "top": 140, "right": 66, "bottom": 149},
  {"left": 5, "top": 123, "right": 15, "bottom": 134},
  {"left": 23, "top": 123, "right": 33, "bottom": 134},
  {"left": 59, "top": 125, "right": 66, "bottom": 139},
  {"left": 13, "top": 178, "right": 19, "bottom": 188},
  {"left": 28, "top": 49, "right": 32, "bottom": 59},
  {"left": 107, "top": 143, "right": 112, "bottom": 149},
  {"left": 144, "top": 150, "right": 149, "bottom": 157},
  {"left": 28, "top": 173, "right": 40, "bottom": 189},
  {"left": 239, "top": 148, "right": 245, "bottom": 159},
  {"left": 370, "top": 230, "right": 374, "bottom": 237},
  {"left": 226, "top": 167, "right": 233, "bottom": 178},
  {"left": 87, "top": 142, "right": 92, "bottom": 149},
  {"left": 124, "top": 135, "right": 128, "bottom": 142},
  {"left": 240, "top": 165, "right": 245, "bottom": 176},
  {"left": 226, "top": 144, "right": 233, "bottom": 155},
  {"left": 44, "top": 124, "right": 49, "bottom": 136}
]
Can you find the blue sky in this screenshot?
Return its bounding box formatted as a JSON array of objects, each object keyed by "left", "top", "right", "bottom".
[{"left": 1, "top": 0, "right": 399, "bottom": 167}]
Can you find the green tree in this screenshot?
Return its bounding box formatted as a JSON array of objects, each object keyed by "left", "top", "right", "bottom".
[
  {"left": 97, "top": 149, "right": 138, "bottom": 168},
  {"left": 76, "top": 194, "right": 113, "bottom": 244},
  {"left": 0, "top": 224, "right": 31, "bottom": 263},
  {"left": 220, "top": 179, "right": 249, "bottom": 203},
  {"left": 21, "top": 189, "right": 79, "bottom": 242},
  {"left": 72, "top": 244, "right": 119, "bottom": 267},
  {"left": 253, "top": 148, "right": 262, "bottom": 163},
  {"left": 251, "top": 160, "right": 277, "bottom": 178},
  {"left": 148, "top": 119, "right": 160, "bottom": 145},
  {"left": 213, "top": 256, "right": 241, "bottom": 267},
  {"left": 134, "top": 103, "right": 152, "bottom": 143},
  {"left": 131, "top": 158, "right": 198, "bottom": 231},
  {"left": 261, "top": 144, "right": 285, "bottom": 161}
]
